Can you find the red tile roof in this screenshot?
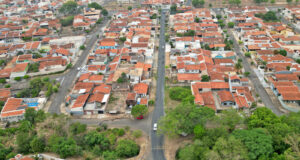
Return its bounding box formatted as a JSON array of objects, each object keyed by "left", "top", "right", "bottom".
[
  {"left": 177, "top": 73, "right": 201, "bottom": 81},
  {"left": 88, "top": 93, "right": 104, "bottom": 103},
  {"left": 218, "top": 90, "right": 234, "bottom": 102},
  {"left": 281, "top": 92, "right": 300, "bottom": 101},
  {"left": 72, "top": 94, "right": 89, "bottom": 108},
  {"left": 127, "top": 93, "right": 136, "bottom": 100},
  {"left": 12, "top": 63, "right": 28, "bottom": 72},
  {"left": 93, "top": 83, "right": 111, "bottom": 94},
  {"left": 133, "top": 83, "right": 148, "bottom": 94}
]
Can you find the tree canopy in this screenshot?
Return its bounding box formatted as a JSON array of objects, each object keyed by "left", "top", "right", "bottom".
[
  {"left": 88, "top": 2, "right": 102, "bottom": 9},
  {"left": 131, "top": 105, "right": 148, "bottom": 118},
  {"left": 233, "top": 128, "right": 273, "bottom": 159},
  {"left": 158, "top": 104, "right": 215, "bottom": 137},
  {"left": 59, "top": 1, "right": 80, "bottom": 16}
]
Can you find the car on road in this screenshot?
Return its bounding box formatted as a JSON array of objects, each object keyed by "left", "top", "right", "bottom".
[
  {"left": 153, "top": 123, "right": 157, "bottom": 131},
  {"left": 77, "top": 67, "right": 81, "bottom": 71}
]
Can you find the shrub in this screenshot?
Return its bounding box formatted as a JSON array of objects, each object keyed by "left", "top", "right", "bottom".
[
  {"left": 148, "top": 100, "right": 155, "bottom": 105},
  {"left": 14, "top": 77, "right": 22, "bottom": 81},
  {"left": 4, "top": 84, "right": 10, "bottom": 88},
  {"left": 80, "top": 45, "right": 85, "bottom": 50},
  {"left": 23, "top": 75, "right": 30, "bottom": 79},
  {"left": 0, "top": 78, "right": 6, "bottom": 84},
  {"left": 116, "top": 139, "right": 140, "bottom": 158},
  {"left": 169, "top": 87, "right": 192, "bottom": 101},
  {"left": 132, "top": 130, "right": 142, "bottom": 138}
]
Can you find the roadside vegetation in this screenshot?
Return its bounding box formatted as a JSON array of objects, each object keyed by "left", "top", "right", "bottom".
[
  {"left": 0, "top": 109, "right": 141, "bottom": 159},
  {"left": 15, "top": 77, "right": 60, "bottom": 98},
  {"left": 159, "top": 87, "right": 300, "bottom": 160}
]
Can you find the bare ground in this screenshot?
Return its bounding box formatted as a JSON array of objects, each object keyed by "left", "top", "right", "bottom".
[{"left": 164, "top": 136, "right": 193, "bottom": 160}]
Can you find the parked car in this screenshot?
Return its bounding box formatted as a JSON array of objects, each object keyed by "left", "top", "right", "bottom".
[{"left": 153, "top": 123, "right": 157, "bottom": 131}]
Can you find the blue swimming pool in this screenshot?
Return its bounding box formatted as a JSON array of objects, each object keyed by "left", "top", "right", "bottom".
[{"left": 27, "top": 102, "right": 39, "bottom": 107}]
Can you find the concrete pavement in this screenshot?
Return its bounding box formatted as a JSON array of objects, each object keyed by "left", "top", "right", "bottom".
[{"left": 48, "top": 18, "right": 109, "bottom": 114}]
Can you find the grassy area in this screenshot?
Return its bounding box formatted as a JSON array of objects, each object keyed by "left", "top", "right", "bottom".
[{"left": 164, "top": 86, "right": 184, "bottom": 110}]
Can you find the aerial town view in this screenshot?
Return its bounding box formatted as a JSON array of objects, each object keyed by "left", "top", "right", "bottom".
[{"left": 0, "top": 0, "right": 300, "bottom": 160}]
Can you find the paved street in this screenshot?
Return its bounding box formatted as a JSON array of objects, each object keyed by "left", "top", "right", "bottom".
[
  {"left": 48, "top": 18, "right": 109, "bottom": 114},
  {"left": 228, "top": 29, "right": 284, "bottom": 116},
  {"left": 151, "top": 10, "right": 167, "bottom": 160}
]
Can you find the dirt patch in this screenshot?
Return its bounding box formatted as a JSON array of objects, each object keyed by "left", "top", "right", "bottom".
[
  {"left": 164, "top": 136, "right": 193, "bottom": 160},
  {"left": 106, "top": 92, "right": 128, "bottom": 113}
]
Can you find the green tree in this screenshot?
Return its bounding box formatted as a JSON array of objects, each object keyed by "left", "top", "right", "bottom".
[
  {"left": 287, "top": 0, "right": 293, "bottom": 3},
  {"left": 25, "top": 107, "right": 37, "bottom": 124},
  {"left": 228, "top": 22, "right": 235, "bottom": 28},
  {"left": 192, "top": 0, "right": 205, "bottom": 7},
  {"left": 117, "top": 72, "right": 127, "bottom": 83},
  {"left": 158, "top": 104, "right": 215, "bottom": 137},
  {"left": 16, "top": 132, "right": 34, "bottom": 154},
  {"left": 60, "top": 16, "right": 74, "bottom": 26},
  {"left": 119, "top": 37, "right": 126, "bottom": 43},
  {"left": 88, "top": 2, "right": 102, "bottom": 9},
  {"left": 206, "top": 136, "right": 249, "bottom": 160},
  {"left": 244, "top": 72, "right": 250, "bottom": 77},
  {"left": 131, "top": 105, "right": 148, "bottom": 118},
  {"left": 194, "top": 17, "right": 200, "bottom": 23},
  {"left": 101, "top": 9, "right": 108, "bottom": 16},
  {"left": 281, "top": 111, "right": 300, "bottom": 133},
  {"left": 194, "top": 124, "right": 205, "bottom": 139},
  {"left": 150, "top": 13, "right": 157, "bottom": 19},
  {"left": 30, "top": 136, "right": 45, "bottom": 153},
  {"left": 0, "top": 144, "right": 13, "bottom": 160},
  {"left": 178, "top": 140, "right": 209, "bottom": 160},
  {"left": 267, "top": 123, "right": 293, "bottom": 153},
  {"left": 247, "top": 107, "right": 280, "bottom": 128},
  {"left": 116, "top": 139, "right": 140, "bottom": 158},
  {"left": 170, "top": 4, "right": 177, "bottom": 14},
  {"left": 59, "top": 1, "right": 79, "bottom": 16},
  {"left": 279, "top": 49, "right": 287, "bottom": 56},
  {"left": 128, "top": 6, "right": 132, "bottom": 10},
  {"left": 235, "top": 62, "right": 243, "bottom": 73},
  {"left": 84, "top": 131, "right": 110, "bottom": 150},
  {"left": 233, "top": 128, "right": 273, "bottom": 160},
  {"left": 217, "top": 110, "right": 243, "bottom": 132},
  {"left": 201, "top": 75, "right": 210, "bottom": 82},
  {"left": 48, "top": 135, "right": 81, "bottom": 158},
  {"left": 229, "top": 0, "right": 241, "bottom": 5}
]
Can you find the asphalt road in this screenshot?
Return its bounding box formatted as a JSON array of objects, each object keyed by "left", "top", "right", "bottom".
[
  {"left": 151, "top": 10, "right": 167, "bottom": 160},
  {"left": 48, "top": 18, "right": 109, "bottom": 114},
  {"left": 228, "top": 29, "right": 283, "bottom": 116}
]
